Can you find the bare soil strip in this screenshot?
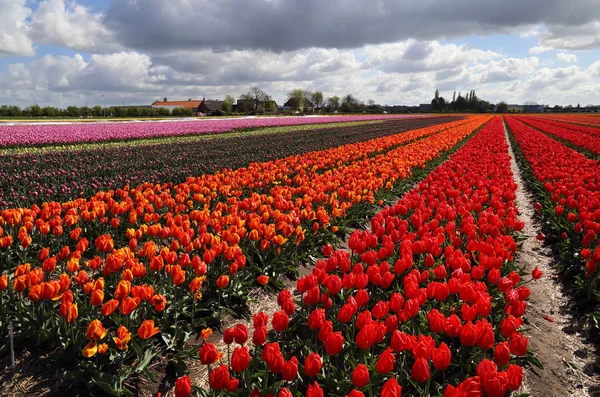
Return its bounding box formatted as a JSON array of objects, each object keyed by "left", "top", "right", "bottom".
[{"left": 503, "top": 120, "right": 600, "bottom": 397}]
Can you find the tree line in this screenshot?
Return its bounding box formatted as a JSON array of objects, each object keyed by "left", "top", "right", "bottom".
[
  {"left": 431, "top": 90, "right": 493, "bottom": 113},
  {"left": 0, "top": 104, "right": 197, "bottom": 118}
]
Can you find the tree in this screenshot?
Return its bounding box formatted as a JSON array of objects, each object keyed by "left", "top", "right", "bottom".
[
  {"left": 80, "top": 106, "right": 91, "bottom": 118},
  {"left": 265, "top": 97, "right": 277, "bottom": 112},
  {"left": 6, "top": 105, "right": 22, "bottom": 117},
  {"left": 222, "top": 95, "right": 235, "bottom": 114},
  {"left": 367, "top": 99, "right": 376, "bottom": 107},
  {"left": 311, "top": 92, "right": 324, "bottom": 110},
  {"left": 66, "top": 106, "right": 80, "bottom": 117},
  {"left": 248, "top": 87, "right": 269, "bottom": 113},
  {"left": 455, "top": 95, "right": 467, "bottom": 111},
  {"left": 237, "top": 93, "right": 254, "bottom": 113},
  {"left": 496, "top": 102, "right": 509, "bottom": 113},
  {"left": 163, "top": 97, "right": 168, "bottom": 102},
  {"left": 222, "top": 94, "right": 235, "bottom": 113},
  {"left": 341, "top": 94, "right": 360, "bottom": 113},
  {"left": 156, "top": 107, "right": 171, "bottom": 117},
  {"left": 452, "top": 91, "right": 456, "bottom": 103},
  {"left": 42, "top": 106, "right": 58, "bottom": 117},
  {"left": 431, "top": 97, "right": 446, "bottom": 111},
  {"left": 28, "top": 104, "right": 42, "bottom": 117},
  {"left": 287, "top": 89, "right": 305, "bottom": 111},
  {"left": 326, "top": 96, "right": 340, "bottom": 112}
]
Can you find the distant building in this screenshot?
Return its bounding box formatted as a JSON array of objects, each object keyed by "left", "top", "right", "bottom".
[
  {"left": 198, "top": 100, "right": 225, "bottom": 116},
  {"left": 507, "top": 104, "right": 545, "bottom": 113},
  {"left": 151, "top": 99, "right": 203, "bottom": 112}
]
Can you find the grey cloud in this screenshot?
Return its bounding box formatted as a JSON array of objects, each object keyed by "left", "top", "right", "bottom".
[{"left": 103, "top": 0, "right": 600, "bottom": 52}]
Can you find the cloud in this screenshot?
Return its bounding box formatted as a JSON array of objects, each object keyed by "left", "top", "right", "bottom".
[
  {"left": 470, "top": 57, "right": 539, "bottom": 83},
  {"left": 528, "top": 46, "right": 552, "bottom": 55},
  {"left": 0, "top": 0, "right": 34, "bottom": 57},
  {"left": 556, "top": 52, "right": 577, "bottom": 63},
  {"left": 363, "top": 41, "right": 500, "bottom": 74},
  {"left": 587, "top": 60, "right": 600, "bottom": 77},
  {"left": 152, "top": 47, "right": 361, "bottom": 86},
  {"left": 529, "top": 65, "right": 589, "bottom": 90},
  {"left": 29, "top": 0, "right": 120, "bottom": 53},
  {"left": 538, "top": 21, "right": 600, "bottom": 51},
  {"left": 103, "top": 0, "right": 600, "bottom": 52}
]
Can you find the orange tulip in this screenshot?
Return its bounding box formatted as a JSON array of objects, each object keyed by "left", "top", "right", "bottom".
[
  {"left": 91, "top": 289, "right": 104, "bottom": 306},
  {"left": 101, "top": 299, "right": 119, "bottom": 316},
  {"left": 138, "top": 320, "right": 160, "bottom": 340},
  {"left": 85, "top": 319, "right": 108, "bottom": 341},
  {"left": 257, "top": 275, "right": 269, "bottom": 286},
  {"left": 113, "top": 326, "right": 131, "bottom": 351},
  {"left": 95, "top": 234, "right": 114, "bottom": 253},
  {"left": 0, "top": 274, "right": 8, "bottom": 291},
  {"left": 201, "top": 328, "right": 213, "bottom": 341},
  {"left": 98, "top": 343, "right": 108, "bottom": 355},
  {"left": 114, "top": 280, "right": 131, "bottom": 300},
  {"left": 120, "top": 296, "right": 141, "bottom": 315},
  {"left": 150, "top": 294, "right": 167, "bottom": 312},
  {"left": 189, "top": 276, "right": 206, "bottom": 293},
  {"left": 216, "top": 275, "right": 229, "bottom": 289},
  {"left": 61, "top": 303, "right": 78, "bottom": 323},
  {"left": 82, "top": 341, "right": 98, "bottom": 358}
]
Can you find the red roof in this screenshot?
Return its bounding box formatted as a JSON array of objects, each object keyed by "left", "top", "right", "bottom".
[{"left": 152, "top": 100, "right": 203, "bottom": 109}]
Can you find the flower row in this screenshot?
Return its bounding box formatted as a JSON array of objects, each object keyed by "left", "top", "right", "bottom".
[
  {"left": 180, "top": 115, "right": 533, "bottom": 396},
  {"left": 0, "top": 114, "right": 421, "bottom": 147},
  {"left": 514, "top": 116, "right": 600, "bottom": 155},
  {"left": 505, "top": 116, "right": 599, "bottom": 303}
]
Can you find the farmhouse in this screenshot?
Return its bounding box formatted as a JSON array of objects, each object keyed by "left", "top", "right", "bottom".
[
  {"left": 198, "top": 100, "right": 225, "bottom": 115},
  {"left": 151, "top": 99, "right": 203, "bottom": 112}
]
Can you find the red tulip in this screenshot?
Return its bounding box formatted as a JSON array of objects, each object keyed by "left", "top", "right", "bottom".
[
  {"left": 199, "top": 342, "right": 221, "bottom": 365},
  {"left": 282, "top": 356, "right": 299, "bottom": 381},
  {"left": 506, "top": 364, "right": 523, "bottom": 390},
  {"left": 174, "top": 375, "right": 192, "bottom": 397},
  {"left": 411, "top": 358, "right": 430, "bottom": 383},
  {"left": 380, "top": 378, "right": 402, "bottom": 397},
  {"left": 494, "top": 342, "right": 511, "bottom": 366},
  {"left": 306, "top": 381, "right": 324, "bottom": 397},
  {"left": 432, "top": 342, "right": 451, "bottom": 370},
  {"left": 304, "top": 352, "right": 322, "bottom": 377},
  {"left": 272, "top": 310, "right": 289, "bottom": 332},
  {"left": 509, "top": 333, "right": 528, "bottom": 356},
  {"left": 231, "top": 346, "right": 251, "bottom": 373},
  {"left": 209, "top": 364, "right": 230, "bottom": 390},
  {"left": 375, "top": 348, "right": 395, "bottom": 374},
  {"left": 352, "top": 364, "right": 370, "bottom": 388}
]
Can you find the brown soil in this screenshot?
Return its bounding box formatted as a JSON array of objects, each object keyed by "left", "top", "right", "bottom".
[{"left": 504, "top": 121, "right": 600, "bottom": 397}]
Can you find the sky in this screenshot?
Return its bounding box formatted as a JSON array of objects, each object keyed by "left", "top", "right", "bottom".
[{"left": 0, "top": 0, "right": 599, "bottom": 108}]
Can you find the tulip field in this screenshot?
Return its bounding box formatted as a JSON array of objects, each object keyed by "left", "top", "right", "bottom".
[{"left": 0, "top": 114, "right": 599, "bottom": 396}]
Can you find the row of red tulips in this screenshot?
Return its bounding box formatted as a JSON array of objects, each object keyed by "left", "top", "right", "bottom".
[
  {"left": 171, "top": 116, "right": 537, "bottom": 396},
  {"left": 535, "top": 117, "right": 600, "bottom": 137},
  {"left": 0, "top": 117, "right": 489, "bottom": 394},
  {"left": 514, "top": 116, "right": 600, "bottom": 156},
  {"left": 505, "top": 116, "right": 600, "bottom": 314}
]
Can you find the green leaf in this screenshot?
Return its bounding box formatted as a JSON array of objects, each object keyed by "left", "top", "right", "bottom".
[{"left": 134, "top": 347, "right": 156, "bottom": 374}]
